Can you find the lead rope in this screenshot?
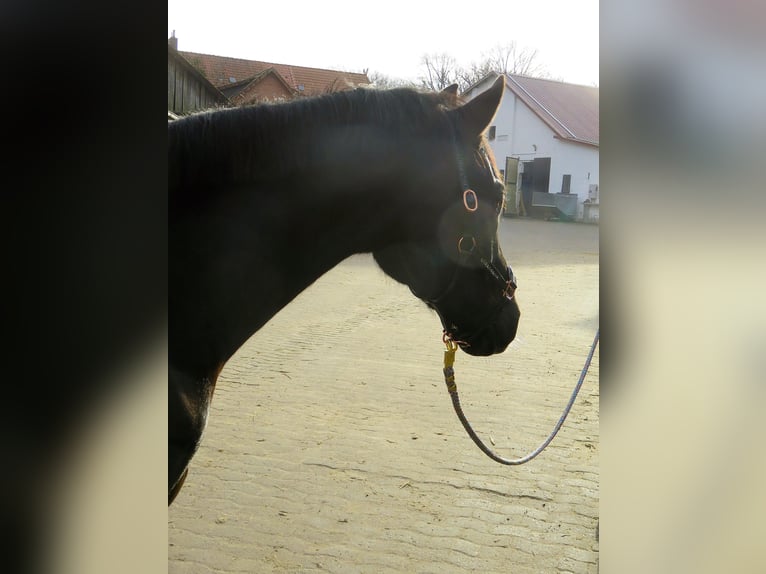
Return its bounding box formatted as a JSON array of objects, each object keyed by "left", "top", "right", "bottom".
[{"left": 443, "top": 329, "right": 600, "bottom": 465}]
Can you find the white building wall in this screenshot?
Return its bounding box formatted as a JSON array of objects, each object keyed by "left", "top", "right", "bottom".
[
  {"left": 494, "top": 92, "right": 557, "bottom": 162},
  {"left": 548, "top": 139, "right": 599, "bottom": 220},
  {"left": 467, "top": 77, "right": 599, "bottom": 221}
]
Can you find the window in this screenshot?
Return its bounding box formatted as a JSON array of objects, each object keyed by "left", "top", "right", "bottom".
[
  {"left": 488, "top": 126, "right": 496, "bottom": 140},
  {"left": 561, "top": 174, "right": 571, "bottom": 194}
]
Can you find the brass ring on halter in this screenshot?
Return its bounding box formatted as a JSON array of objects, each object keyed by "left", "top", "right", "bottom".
[
  {"left": 503, "top": 280, "right": 517, "bottom": 300},
  {"left": 442, "top": 332, "right": 459, "bottom": 352},
  {"left": 443, "top": 331, "right": 466, "bottom": 350},
  {"left": 463, "top": 189, "right": 478, "bottom": 212},
  {"left": 458, "top": 235, "right": 476, "bottom": 254}
]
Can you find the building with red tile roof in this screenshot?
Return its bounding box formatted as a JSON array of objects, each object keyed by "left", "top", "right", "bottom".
[{"left": 179, "top": 50, "right": 371, "bottom": 105}]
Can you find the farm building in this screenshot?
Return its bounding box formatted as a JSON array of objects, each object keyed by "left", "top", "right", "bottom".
[
  {"left": 465, "top": 73, "right": 599, "bottom": 223},
  {"left": 177, "top": 47, "right": 370, "bottom": 105},
  {"left": 168, "top": 36, "right": 229, "bottom": 115},
  {"left": 168, "top": 34, "right": 370, "bottom": 115}
]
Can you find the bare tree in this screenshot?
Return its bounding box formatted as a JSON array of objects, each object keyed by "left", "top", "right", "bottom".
[
  {"left": 485, "top": 42, "right": 549, "bottom": 77},
  {"left": 456, "top": 60, "right": 496, "bottom": 91},
  {"left": 419, "top": 53, "right": 460, "bottom": 91},
  {"left": 378, "top": 42, "right": 553, "bottom": 94},
  {"left": 367, "top": 70, "right": 417, "bottom": 89},
  {"left": 455, "top": 42, "right": 553, "bottom": 91}
]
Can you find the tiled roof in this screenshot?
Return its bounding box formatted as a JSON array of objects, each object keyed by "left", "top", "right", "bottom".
[
  {"left": 504, "top": 74, "right": 599, "bottom": 146},
  {"left": 220, "top": 68, "right": 294, "bottom": 105},
  {"left": 179, "top": 51, "right": 370, "bottom": 97}
]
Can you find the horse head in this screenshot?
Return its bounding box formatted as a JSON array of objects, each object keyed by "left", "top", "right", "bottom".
[{"left": 374, "top": 76, "right": 520, "bottom": 356}]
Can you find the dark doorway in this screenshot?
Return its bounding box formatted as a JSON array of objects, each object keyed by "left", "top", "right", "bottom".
[
  {"left": 561, "top": 174, "right": 572, "bottom": 194},
  {"left": 520, "top": 157, "right": 551, "bottom": 216}
]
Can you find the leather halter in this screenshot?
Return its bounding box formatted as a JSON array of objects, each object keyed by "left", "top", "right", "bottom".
[
  {"left": 415, "top": 131, "right": 518, "bottom": 346},
  {"left": 427, "top": 135, "right": 518, "bottom": 306}
]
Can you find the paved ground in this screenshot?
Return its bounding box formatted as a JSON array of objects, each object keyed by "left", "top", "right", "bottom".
[{"left": 168, "top": 217, "right": 599, "bottom": 573}]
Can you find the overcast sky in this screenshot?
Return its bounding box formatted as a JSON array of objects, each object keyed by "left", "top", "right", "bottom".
[{"left": 168, "top": 0, "right": 598, "bottom": 86}]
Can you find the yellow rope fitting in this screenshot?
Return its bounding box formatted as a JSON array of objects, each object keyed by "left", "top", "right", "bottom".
[
  {"left": 443, "top": 347, "right": 456, "bottom": 369},
  {"left": 442, "top": 334, "right": 460, "bottom": 393},
  {"left": 443, "top": 338, "right": 458, "bottom": 393},
  {"left": 443, "top": 336, "right": 458, "bottom": 368}
]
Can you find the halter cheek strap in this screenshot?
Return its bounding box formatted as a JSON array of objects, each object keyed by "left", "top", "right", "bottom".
[
  {"left": 414, "top": 130, "right": 518, "bottom": 334},
  {"left": 413, "top": 135, "right": 519, "bottom": 347},
  {"left": 451, "top": 137, "right": 518, "bottom": 301}
]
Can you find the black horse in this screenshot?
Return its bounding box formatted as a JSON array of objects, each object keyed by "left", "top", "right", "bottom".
[{"left": 169, "top": 76, "right": 520, "bottom": 504}]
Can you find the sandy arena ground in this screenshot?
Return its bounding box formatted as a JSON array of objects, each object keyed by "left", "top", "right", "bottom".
[{"left": 168, "top": 217, "right": 599, "bottom": 573}]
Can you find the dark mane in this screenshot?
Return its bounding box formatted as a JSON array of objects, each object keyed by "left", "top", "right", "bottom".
[{"left": 168, "top": 87, "right": 462, "bottom": 197}]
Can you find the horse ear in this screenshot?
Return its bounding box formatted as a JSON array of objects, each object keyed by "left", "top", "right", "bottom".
[
  {"left": 441, "top": 84, "right": 459, "bottom": 97},
  {"left": 453, "top": 75, "right": 505, "bottom": 138}
]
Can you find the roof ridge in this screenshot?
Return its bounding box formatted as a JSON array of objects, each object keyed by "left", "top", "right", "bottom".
[
  {"left": 507, "top": 73, "right": 598, "bottom": 90},
  {"left": 505, "top": 75, "right": 577, "bottom": 139},
  {"left": 180, "top": 50, "right": 368, "bottom": 77}
]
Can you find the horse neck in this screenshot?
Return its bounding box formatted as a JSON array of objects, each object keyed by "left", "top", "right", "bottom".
[
  {"left": 171, "top": 116, "right": 432, "bottom": 377},
  {"left": 261, "top": 124, "right": 419, "bottom": 263}
]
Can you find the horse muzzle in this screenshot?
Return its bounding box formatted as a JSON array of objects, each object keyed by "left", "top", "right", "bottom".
[{"left": 452, "top": 296, "right": 520, "bottom": 357}]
